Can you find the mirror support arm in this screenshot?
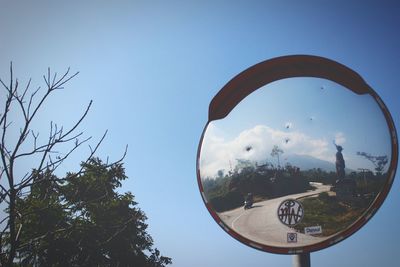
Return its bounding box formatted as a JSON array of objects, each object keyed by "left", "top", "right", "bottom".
[{"left": 292, "top": 253, "right": 311, "bottom": 267}]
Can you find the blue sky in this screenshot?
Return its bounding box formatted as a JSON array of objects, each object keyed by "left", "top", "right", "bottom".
[
  {"left": 200, "top": 78, "right": 392, "bottom": 178},
  {"left": 1, "top": 1, "right": 399, "bottom": 266}
]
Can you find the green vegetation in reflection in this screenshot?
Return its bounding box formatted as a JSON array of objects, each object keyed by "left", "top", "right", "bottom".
[
  {"left": 202, "top": 162, "right": 387, "bottom": 213},
  {"left": 294, "top": 191, "right": 376, "bottom": 236},
  {"left": 202, "top": 162, "right": 313, "bottom": 212}
]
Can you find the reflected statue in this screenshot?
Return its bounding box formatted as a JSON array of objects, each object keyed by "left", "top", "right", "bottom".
[
  {"left": 332, "top": 141, "right": 356, "bottom": 198},
  {"left": 333, "top": 141, "right": 345, "bottom": 180}
]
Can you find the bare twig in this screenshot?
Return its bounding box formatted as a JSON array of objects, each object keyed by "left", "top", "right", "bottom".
[
  {"left": 1, "top": 64, "right": 128, "bottom": 266},
  {"left": 0, "top": 64, "right": 92, "bottom": 265}
]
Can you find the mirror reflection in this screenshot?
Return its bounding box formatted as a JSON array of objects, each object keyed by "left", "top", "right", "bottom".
[{"left": 199, "top": 77, "right": 392, "bottom": 248}]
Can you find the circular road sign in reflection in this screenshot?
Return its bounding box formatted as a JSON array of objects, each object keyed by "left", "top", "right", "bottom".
[{"left": 196, "top": 55, "right": 398, "bottom": 254}]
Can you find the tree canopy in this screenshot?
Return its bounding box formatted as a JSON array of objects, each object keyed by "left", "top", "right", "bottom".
[
  {"left": 9, "top": 158, "right": 171, "bottom": 266},
  {"left": 0, "top": 65, "right": 171, "bottom": 266},
  {"left": 357, "top": 151, "right": 389, "bottom": 174}
]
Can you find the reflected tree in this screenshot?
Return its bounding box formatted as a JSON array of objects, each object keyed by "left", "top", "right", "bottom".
[
  {"left": 357, "top": 152, "right": 388, "bottom": 175},
  {"left": 271, "top": 145, "right": 284, "bottom": 168}
]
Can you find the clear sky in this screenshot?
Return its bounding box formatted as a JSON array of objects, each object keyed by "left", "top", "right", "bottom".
[
  {"left": 200, "top": 78, "right": 392, "bottom": 178},
  {"left": 1, "top": 1, "right": 399, "bottom": 266}
]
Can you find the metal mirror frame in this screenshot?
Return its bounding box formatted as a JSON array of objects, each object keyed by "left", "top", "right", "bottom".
[{"left": 196, "top": 55, "right": 398, "bottom": 254}]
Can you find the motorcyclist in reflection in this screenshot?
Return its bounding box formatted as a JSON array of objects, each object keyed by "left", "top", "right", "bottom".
[{"left": 244, "top": 192, "right": 253, "bottom": 209}]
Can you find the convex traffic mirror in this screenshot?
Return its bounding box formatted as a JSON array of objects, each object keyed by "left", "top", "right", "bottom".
[{"left": 196, "top": 55, "right": 398, "bottom": 254}]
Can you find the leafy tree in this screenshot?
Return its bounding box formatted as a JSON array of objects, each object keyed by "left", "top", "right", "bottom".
[
  {"left": 217, "top": 169, "right": 224, "bottom": 179},
  {"left": 233, "top": 159, "right": 255, "bottom": 174},
  {"left": 0, "top": 65, "right": 171, "bottom": 266},
  {"left": 13, "top": 158, "right": 171, "bottom": 267},
  {"left": 203, "top": 159, "right": 312, "bottom": 212},
  {"left": 271, "top": 145, "right": 284, "bottom": 168},
  {"left": 356, "top": 152, "right": 389, "bottom": 175}
]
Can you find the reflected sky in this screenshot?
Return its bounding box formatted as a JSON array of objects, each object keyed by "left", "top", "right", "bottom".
[{"left": 200, "top": 78, "right": 391, "bottom": 178}]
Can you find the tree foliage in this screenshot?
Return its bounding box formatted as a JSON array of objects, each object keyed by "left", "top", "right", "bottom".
[
  {"left": 202, "top": 162, "right": 312, "bottom": 212},
  {"left": 270, "top": 145, "right": 284, "bottom": 168},
  {"left": 0, "top": 65, "right": 171, "bottom": 266},
  {"left": 202, "top": 159, "right": 388, "bottom": 213},
  {"left": 13, "top": 158, "right": 171, "bottom": 267},
  {"left": 357, "top": 151, "right": 389, "bottom": 174}
]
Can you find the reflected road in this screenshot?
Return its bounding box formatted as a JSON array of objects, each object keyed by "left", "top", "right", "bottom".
[{"left": 218, "top": 183, "right": 331, "bottom": 247}]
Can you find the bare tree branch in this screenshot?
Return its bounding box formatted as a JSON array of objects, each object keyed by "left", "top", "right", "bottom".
[
  {"left": 0, "top": 63, "right": 130, "bottom": 266},
  {"left": 0, "top": 64, "right": 95, "bottom": 265}
]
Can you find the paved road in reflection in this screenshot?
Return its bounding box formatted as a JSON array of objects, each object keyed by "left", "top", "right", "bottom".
[{"left": 218, "top": 183, "right": 331, "bottom": 247}]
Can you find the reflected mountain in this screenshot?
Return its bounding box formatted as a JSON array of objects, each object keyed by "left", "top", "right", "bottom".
[
  {"left": 285, "top": 154, "right": 335, "bottom": 172},
  {"left": 284, "top": 154, "right": 353, "bottom": 173}
]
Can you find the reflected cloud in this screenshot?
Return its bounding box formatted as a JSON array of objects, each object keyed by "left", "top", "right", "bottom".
[
  {"left": 334, "top": 132, "right": 346, "bottom": 145},
  {"left": 200, "top": 124, "right": 334, "bottom": 178}
]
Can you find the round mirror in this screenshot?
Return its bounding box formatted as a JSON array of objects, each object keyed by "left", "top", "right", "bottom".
[{"left": 196, "top": 56, "right": 398, "bottom": 254}]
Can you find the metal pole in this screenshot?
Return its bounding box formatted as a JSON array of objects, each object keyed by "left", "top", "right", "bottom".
[{"left": 292, "top": 253, "right": 310, "bottom": 267}]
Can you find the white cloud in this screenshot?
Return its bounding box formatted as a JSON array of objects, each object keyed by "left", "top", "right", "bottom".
[
  {"left": 199, "top": 124, "right": 333, "bottom": 178},
  {"left": 334, "top": 132, "right": 346, "bottom": 145}
]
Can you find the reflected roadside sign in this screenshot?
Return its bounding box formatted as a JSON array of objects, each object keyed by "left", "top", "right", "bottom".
[{"left": 196, "top": 55, "right": 398, "bottom": 254}]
